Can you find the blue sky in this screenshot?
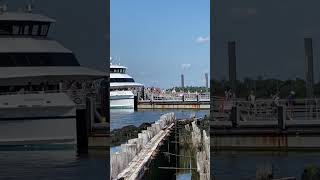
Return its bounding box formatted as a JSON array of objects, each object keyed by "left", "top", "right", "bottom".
[{"left": 111, "top": 0, "right": 210, "bottom": 89}]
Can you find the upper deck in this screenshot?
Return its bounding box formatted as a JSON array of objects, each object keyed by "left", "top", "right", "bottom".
[
  {"left": 0, "top": 6, "right": 55, "bottom": 37},
  {"left": 110, "top": 64, "right": 127, "bottom": 74}
]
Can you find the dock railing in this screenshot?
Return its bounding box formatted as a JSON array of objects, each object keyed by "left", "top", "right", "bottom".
[
  {"left": 140, "top": 92, "right": 210, "bottom": 102},
  {"left": 212, "top": 98, "right": 320, "bottom": 123}
]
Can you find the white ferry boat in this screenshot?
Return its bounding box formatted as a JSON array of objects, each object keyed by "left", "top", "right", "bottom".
[
  {"left": 110, "top": 63, "right": 143, "bottom": 109},
  {"left": 0, "top": 5, "right": 106, "bottom": 147}
]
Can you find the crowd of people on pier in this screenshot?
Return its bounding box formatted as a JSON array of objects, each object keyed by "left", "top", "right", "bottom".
[
  {"left": 220, "top": 88, "right": 298, "bottom": 119},
  {"left": 0, "top": 80, "right": 98, "bottom": 96}
]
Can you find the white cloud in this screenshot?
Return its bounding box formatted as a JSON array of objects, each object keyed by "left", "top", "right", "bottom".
[
  {"left": 196, "top": 36, "right": 210, "bottom": 43},
  {"left": 181, "top": 64, "right": 191, "bottom": 70}
]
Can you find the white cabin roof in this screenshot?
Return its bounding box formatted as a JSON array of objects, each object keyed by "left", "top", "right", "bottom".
[
  {"left": 110, "top": 64, "right": 127, "bottom": 69},
  {"left": 110, "top": 73, "right": 133, "bottom": 79},
  {"left": 0, "top": 38, "right": 71, "bottom": 53},
  {"left": 110, "top": 82, "right": 144, "bottom": 88},
  {"left": 0, "top": 12, "right": 56, "bottom": 23}
]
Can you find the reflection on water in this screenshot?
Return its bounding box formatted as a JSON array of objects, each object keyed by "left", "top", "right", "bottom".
[
  {"left": 0, "top": 149, "right": 107, "bottom": 180},
  {"left": 211, "top": 151, "right": 320, "bottom": 180}
]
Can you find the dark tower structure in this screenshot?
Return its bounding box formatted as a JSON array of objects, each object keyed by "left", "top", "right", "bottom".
[
  {"left": 205, "top": 73, "right": 209, "bottom": 90},
  {"left": 181, "top": 74, "right": 185, "bottom": 88},
  {"left": 228, "top": 41, "right": 237, "bottom": 95},
  {"left": 304, "top": 38, "right": 314, "bottom": 98}
]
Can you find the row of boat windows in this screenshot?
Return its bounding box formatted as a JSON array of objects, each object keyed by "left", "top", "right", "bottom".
[
  {"left": 0, "top": 22, "right": 50, "bottom": 36},
  {"left": 110, "top": 78, "right": 135, "bottom": 83},
  {"left": 0, "top": 53, "right": 80, "bottom": 67},
  {"left": 0, "top": 81, "right": 95, "bottom": 94},
  {"left": 110, "top": 68, "right": 126, "bottom": 73}
]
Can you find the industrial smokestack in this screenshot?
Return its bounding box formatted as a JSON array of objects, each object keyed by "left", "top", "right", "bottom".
[
  {"left": 181, "top": 74, "right": 185, "bottom": 88},
  {"left": 304, "top": 38, "right": 314, "bottom": 98},
  {"left": 205, "top": 73, "right": 209, "bottom": 89},
  {"left": 228, "top": 41, "right": 237, "bottom": 94}
]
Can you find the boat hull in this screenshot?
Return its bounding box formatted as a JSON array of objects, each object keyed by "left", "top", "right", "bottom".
[
  {"left": 0, "top": 93, "right": 77, "bottom": 148},
  {"left": 110, "top": 97, "right": 134, "bottom": 109},
  {"left": 110, "top": 91, "right": 134, "bottom": 109}
]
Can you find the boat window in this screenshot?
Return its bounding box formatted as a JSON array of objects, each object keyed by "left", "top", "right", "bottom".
[
  {"left": 32, "top": 25, "right": 39, "bottom": 35},
  {"left": 40, "top": 24, "right": 49, "bottom": 36},
  {"left": 0, "top": 22, "right": 51, "bottom": 36},
  {"left": 24, "top": 25, "right": 30, "bottom": 35},
  {"left": 12, "top": 25, "right": 20, "bottom": 35},
  {"left": 0, "top": 53, "right": 80, "bottom": 67},
  {"left": 0, "top": 24, "right": 11, "bottom": 35},
  {"left": 110, "top": 68, "right": 126, "bottom": 73},
  {"left": 110, "top": 78, "right": 135, "bottom": 83},
  {"left": 0, "top": 54, "right": 14, "bottom": 66}
]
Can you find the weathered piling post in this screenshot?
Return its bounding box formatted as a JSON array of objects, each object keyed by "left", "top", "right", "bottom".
[
  {"left": 99, "top": 77, "right": 109, "bottom": 123},
  {"left": 86, "top": 96, "right": 95, "bottom": 132},
  {"left": 76, "top": 108, "right": 88, "bottom": 155},
  {"left": 231, "top": 106, "right": 238, "bottom": 128},
  {"left": 112, "top": 113, "right": 175, "bottom": 179},
  {"left": 134, "top": 95, "right": 138, "bottom": 111},
  {"left": 278, "top": 106, "right": 286, "bottom": 130}
]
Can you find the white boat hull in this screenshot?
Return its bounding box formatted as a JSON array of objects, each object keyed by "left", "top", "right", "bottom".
[
  {"left": 0, "top": 93, "right": 77, "bottom": 147},
  {"left": 110, "top": 91, "right": 134, "bottom": 109}
]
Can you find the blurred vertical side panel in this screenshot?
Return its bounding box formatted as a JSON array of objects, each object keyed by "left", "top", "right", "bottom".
[
  {"left": 106, "top": 0, "right": 110, "bottom": 178},
  {"left": 210, "top": 0, "right": 215, "bottom": 179}
]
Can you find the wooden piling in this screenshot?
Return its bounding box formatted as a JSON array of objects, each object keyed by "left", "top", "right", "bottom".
[
  {"left": 231, "top": 106, "right": 238, "bottom": 128},
  {"left": 111, "top": 113, "right": 175, "bottom": 179},
  {"left": 76, "top": 108, "right": 88, "bottom": 155},
  {"left": 134, "top": 95, "right": 138, "bottom": 111},
  {"left": 278, "top": 106, "right": 286, "bottom": 130}
]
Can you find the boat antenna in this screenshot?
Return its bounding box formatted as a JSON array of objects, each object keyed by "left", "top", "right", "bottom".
[
  {"left": 0, "top": 1, "right": 7, "bottom": 14},
  {"left": 26, "top": 0, "right": 35, "bottom": 13}
]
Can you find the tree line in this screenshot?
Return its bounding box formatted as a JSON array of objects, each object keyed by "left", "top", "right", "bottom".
[{"left": 211, "top": 77, "right": 320, "bottom": 99}]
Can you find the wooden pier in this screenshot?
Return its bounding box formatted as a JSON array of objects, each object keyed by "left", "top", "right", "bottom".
[
  {"left": 117, "top": 123, "right": 174, "bottom": 180},
  {"left": 211, "top": 99, "right": 320, "bottom": 150},
  {"left": 138, "top": 101, "right": 209, "bottom": 109},
  {"left": 111, "top": 114, "right": 210, "bottom": 180},
  {"left": 138, "top": 93, "right": 210, "bottom": 109},
  {"left": 111, "top": 113, "right": 175, "bottom": 179}
]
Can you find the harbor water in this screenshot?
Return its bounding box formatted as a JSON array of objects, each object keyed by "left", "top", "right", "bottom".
[
  {"left": 111, "top": 109, "right": 209, "bottom": 130},
  {"left": 0, "top": 149, "right": 107, "bottom": 180},
  {"left": 212, "top": 151, "right": 320, "bottom": 180}
]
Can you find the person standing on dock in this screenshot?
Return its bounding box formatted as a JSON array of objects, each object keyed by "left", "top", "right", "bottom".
[{"left": 272, "top": 92, "right": 280, "bottom": 107}]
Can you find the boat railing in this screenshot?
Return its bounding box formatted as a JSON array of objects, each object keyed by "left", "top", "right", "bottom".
[{"left": 0, "top": 88, "right": 100, "bottom": 106}]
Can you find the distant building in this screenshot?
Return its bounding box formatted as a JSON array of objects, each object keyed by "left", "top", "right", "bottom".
[
  {"left": 181, "top": 74, "right": 185, "bottom": 88},
  {"left": 205, "top": 73, "right": 209, "bottom": 89}
]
